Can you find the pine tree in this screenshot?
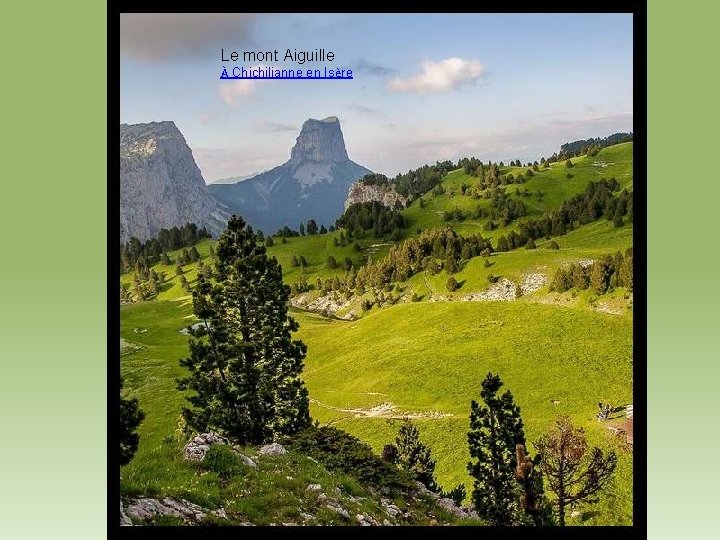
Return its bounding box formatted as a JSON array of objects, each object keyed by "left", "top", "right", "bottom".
[
  {"left": 120, "top": 377, "right": 145, "bottom": 465},
  {"left": 467, "top": 372, "right": 526, "bottom": 525},
  {"left": 395, "top": 419, "right": 438, "bottom": 491},
  {"left": 534, "top": 416, "right": 617, "bottom": 526},
  {"left": 177, "top": 215, "right": 311, "bottom": 444}
]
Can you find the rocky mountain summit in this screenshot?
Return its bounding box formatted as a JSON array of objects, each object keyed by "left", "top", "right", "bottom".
[
  {"left": 344, "top": 180, "right": 408, "bottom": 212},
  {"left": 120, "top": 121, "right": 228, "bottom": 242},
  {"left": 209, "top": 117, "right": 371, "bottom": 233}
]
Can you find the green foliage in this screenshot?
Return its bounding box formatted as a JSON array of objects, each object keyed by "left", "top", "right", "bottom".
[
  {"left": 547, "top": 240, "right": 560, "bottom": 250},
  {"left": 467, "top": 373, "right": 526, "bottom": 526},
  {"left": 120, "top": 376, "right": 145, "bottom": 466},
  {"left": 265, "top": 236, "right": 274, "bottom": 247},
  {"left": 395, "top": 419, "right": 438, "bottom": 491},
  {"left": 177, "top": 215, "right": 310, "bottom": 444},
  {"left": 525, "top": 238, "right": 536, "bottom": 250},
  {"left": 288, "top": 425, "right": 412, "bottom": 491},
  {"left": 202, "top": 445, "right": 247, "bottom": 479},
  {"left": 446, "top": 277, "right": 459, "bottom": 292},
  {"left": 338, "top": 201, "right": 406, "bottom": 239}
]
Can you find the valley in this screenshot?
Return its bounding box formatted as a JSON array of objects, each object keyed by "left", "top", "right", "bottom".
[{"left": 120, "top": 141, "right": 634, "bottom": 525}]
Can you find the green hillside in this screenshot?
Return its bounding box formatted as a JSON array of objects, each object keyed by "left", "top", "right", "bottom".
[{"left": 120, "top": 140, "right": 634, "bottom": 526}]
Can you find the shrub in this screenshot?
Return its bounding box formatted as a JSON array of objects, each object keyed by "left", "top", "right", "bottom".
[
  {"left": 548, "top": 240, "right": 560, "bottom": 250},
  {"left": 203, "top": 445, "right": 246, "bottom": 479},
  {"left": 287, "top": 426, "right": 412, "bottom": 490},
  {"left": 446, "top": 277, "right": 459, "bottom": 292},
  {"left": 488, "top": 274, "right": 500, "bottom": 284}
]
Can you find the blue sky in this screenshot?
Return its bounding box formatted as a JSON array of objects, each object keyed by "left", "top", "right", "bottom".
[{"left": 120, "top": 13, "right": 633, "bottom": 182}]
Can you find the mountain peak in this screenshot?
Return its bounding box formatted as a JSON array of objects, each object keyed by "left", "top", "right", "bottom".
[{"left": 290, "top": 116, "right": 348, "bottom": 164}]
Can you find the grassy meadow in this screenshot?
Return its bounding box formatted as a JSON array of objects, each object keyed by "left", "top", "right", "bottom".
[{"left": 120, "top": 141, "right": 634, "bottom": 525}]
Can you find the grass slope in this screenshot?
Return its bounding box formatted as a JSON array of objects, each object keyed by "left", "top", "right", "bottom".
[
  {"left": 295, "top": 301, "right": 633, "bottom": 525},
  {"left": 119, "top": 142, "right": 634, "bottom": 525}
]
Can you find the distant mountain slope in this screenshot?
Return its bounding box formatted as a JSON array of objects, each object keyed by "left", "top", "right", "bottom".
[
  {"left": 120, "top": 121, "right": 229, "bottom": 242},
  {"left": 209, "top": 117, "right": 371, "bottom": 233}
]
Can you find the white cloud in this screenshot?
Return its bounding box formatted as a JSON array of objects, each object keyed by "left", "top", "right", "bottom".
[
  {"left": 218, "top": 80, "right": 256, "bottom": 106},
  {"left": 199, "top": 113, "right": 210, "bottom": 125},
  {"left": 388, "top": 58, "right": 486, "bottom": 94}
]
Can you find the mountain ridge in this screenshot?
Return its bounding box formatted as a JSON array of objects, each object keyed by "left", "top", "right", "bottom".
[{"left": 209, "top": 117, "right": 371, "bottom": 233}]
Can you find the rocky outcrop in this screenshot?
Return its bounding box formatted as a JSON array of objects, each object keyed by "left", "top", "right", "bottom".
[
  {"left": 259, "top": 443, "right": 287, "bottom": 456},
  {"left": 182, "top": 431, "right": 228, "bottom": 461},
  {"left": 209, "top": 116, "right": 371, "bottom": 233},
  {"left": 344, "top": 181, "right": 407, "bottom": 212},
  {"left": 120, "top": 121, "right": 229, "bottom": 242},
  {"left": 122, "top": 497, "right": 231, "bottom": 525},
  {"left": 290, "top": 116, "right": 348, "bottom": 164}
]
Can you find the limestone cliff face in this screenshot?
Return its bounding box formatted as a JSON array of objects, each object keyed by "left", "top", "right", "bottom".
[
  {"left": 209, "top": 116, "right": 371, "bottom": 233},
  {"left": 344, "top": 181, "right": 408, "bottom": 211},
  {"left": 290, "top": 117, "right": 348, "bottom": 165},
  {"left": 120, "top": 121, "right": 228, "bottom": 242}
]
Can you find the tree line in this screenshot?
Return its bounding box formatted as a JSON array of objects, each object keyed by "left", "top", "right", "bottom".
[
  {"left": 336, "top": 201, "right": 406, "bottom": 241},
  {"left": 549, "top": 248, "right": 633, "bottom": 295},
  {"left": 120, "top": 222, "right": 211, "bottom": 273},
  {"left": 495, "top": 178, "right": 632, "bottom": 252}
]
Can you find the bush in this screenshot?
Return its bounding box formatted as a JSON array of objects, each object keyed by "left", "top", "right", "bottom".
[
  {"left": 441, "top": 483, "right": 466, "bottom": 506},
  {"left": 287, "top": 426, "right": 412, "bottom": 491},
  {"left": 547, "top": 240, "right": 560, "bottom": 250},
  {"left": 202, "top": 445, "right": 246, "bottom": 479},
  {"left": 525, "top": 238, "right": 536, "bottom": 250},
  {"left": 488, "top": 274, "right": 500, "bottom": 284},
  {"left": 446, "top": 277, "right": 459, "bottom": 292}
]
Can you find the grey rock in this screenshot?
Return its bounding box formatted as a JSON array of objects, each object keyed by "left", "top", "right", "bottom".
[
  {"left": 344, "top": 180, "right": 407, "bottom": 212},
  {"left": 436, "top": 497, "right": 472, "bottom": 519},
  {"left": 259, "top": 443, "right": 287, "bottom": 455},
  {"left": 120, "top": 121, "right": 229, "bottom": 242},
  {"left": 306, "top": 483, "right": 322, "bottom": 492},
  {"left": 124, "top": 497, "right": 206, "bottom": 523},
  {"left": 209, "top": 116, "right": 371, "bottom": 233},
  {"left": 183, "top": 431, "right": 228, "bottom": 461},
  {"left": 380, "top": 498, "right": 402, "bottom": 518},
  {"left": 212, "top": 508, "right": 228, "bottom": 519},
  {"left": 120, "top": 501, "right": 132, "bottom": 526},
  {"left": 237, "top": 453, "right": 257, "bottom": 468},
  {"left": 325, "top": 503, "right": 350, "bottom": 520}
]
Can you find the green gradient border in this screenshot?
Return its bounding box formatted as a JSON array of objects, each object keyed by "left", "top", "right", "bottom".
[
  {"left": 1, "top": 3, "right": 711, "bottom": 538},
  {"left": 0, "top": 1, "right": 107, "bottom": 539}
]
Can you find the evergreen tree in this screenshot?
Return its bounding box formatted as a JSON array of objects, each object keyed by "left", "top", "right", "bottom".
[
  {"left": 306, "top": 219, "right": 318, "bottom": 235},
  {"left": 120, "top": 377, "right": 145, "bottom": 465},
  {"left": 534, "top": 416, "right": 617, "bottom": 526},
  {"left": 525, "top": 238, "right": 536, "bottom": 250},
  {"left": 446, "top": 276, "right": 459, "bottom": 292},
  {"left": 319, "top": 224, "right": 327, "bottom": 234},
  {"left": 326, "top": 255, "right": 337, "bottom": 269},
  {"left": 467, "top": 373, "right": 526, "bottom": 525},
  {"left": 177, "top": 216, "right": 311, "bottom": 444},
  {"left": 299, "top": 223, "right": 305, "bottom": 236},
  {"left": 395, "top": 419, "right": 438, "bottom": 491},
  {"left": 161, "top": 252, "right": 172, "bottom": 265},
  {"left": 265, "top": 236, "right": 274, "bottom": 248}
]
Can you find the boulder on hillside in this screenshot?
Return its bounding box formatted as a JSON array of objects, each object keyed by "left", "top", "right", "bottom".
[
  {"left": 259, "top": 443, "right": 287, "bottom": 456},
  {"left": 183, "top": 431, "right": 228, "bottom": 461}
]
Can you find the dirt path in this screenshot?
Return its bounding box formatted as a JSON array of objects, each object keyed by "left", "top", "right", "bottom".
[{"left": 309, "top": 398, "right": 455, "bottom": 419}]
